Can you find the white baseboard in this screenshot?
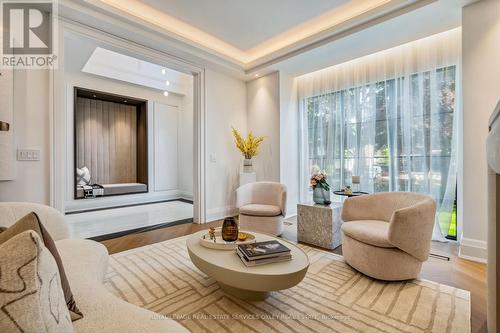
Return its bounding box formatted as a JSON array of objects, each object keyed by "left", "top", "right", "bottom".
[
  {"left": 178, "top": 190, "right": 193, "bottom": 201},
  {"left": 458, "top": 253, "right": 487, "bottom": 264},
  {"left": 458, "top": 237, "right": 487, "bottom": 263}
]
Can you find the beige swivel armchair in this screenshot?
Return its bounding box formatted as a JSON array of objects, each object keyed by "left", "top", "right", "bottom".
[
  {"left": 341, "top": 192, "right": 436, "bottom": 281},
  {"left": 236, "top": 182, "right": 287, "bottom": 236}
]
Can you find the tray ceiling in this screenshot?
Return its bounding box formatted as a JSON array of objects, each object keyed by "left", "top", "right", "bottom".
[
  {"left": 140, "top": 0, "right": 350, "bottom": 51},
  {"left": 94, "top": 0, "right": 407, "bottom": 64}
]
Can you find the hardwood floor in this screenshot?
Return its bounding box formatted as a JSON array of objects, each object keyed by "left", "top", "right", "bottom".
[
  {"left": 101, "top": 218, "right": 487, "bottom": 333},
  {"left": 101, "top": 220, "right": 223, "bottom": 254}
]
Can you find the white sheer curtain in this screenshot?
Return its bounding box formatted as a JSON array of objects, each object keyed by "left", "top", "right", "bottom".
[{"left": 298, "top": 28, "right": 461, "bottom": 240}]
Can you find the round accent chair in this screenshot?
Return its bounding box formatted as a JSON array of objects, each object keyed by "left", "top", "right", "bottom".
[
  {"left": 236, "top": 182, "right": 287, "bottom": 236},
  {"left": 341, "top": 192, "right": 436, "bottom": 281}
]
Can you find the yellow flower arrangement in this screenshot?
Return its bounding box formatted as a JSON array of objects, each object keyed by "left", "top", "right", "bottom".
[{"left": 231, "top": 127, "right": 265, "bottom": 159}]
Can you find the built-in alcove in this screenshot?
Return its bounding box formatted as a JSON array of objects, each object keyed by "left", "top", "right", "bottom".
[{"left": 74, "top": 87, "right": 148, "bottom": 199}]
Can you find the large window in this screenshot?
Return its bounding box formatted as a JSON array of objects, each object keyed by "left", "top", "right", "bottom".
[{"left": 304, "top": 65, "right": 457, "bottom": 238}]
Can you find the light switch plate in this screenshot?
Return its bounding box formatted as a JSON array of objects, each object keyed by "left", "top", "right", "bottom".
[{"left": 17, "top": 149, "right": 40, "bottom": 161}]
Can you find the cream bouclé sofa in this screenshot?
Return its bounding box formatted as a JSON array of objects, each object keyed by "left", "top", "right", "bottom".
[
  {"left": 341, "top": 192, "right": 436, "bottom": 281},
  {"left": 0, "top": 202, "right": 189, "bottom": 333},
  {"left": 236, "top": 182, "right": 287, "bottom": 236}
]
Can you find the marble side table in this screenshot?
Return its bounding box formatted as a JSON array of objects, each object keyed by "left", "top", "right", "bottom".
[{"left": 297, "top": 202, "right": 343, "bottom": 250}]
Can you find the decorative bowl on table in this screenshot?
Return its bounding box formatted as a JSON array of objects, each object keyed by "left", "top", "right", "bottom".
[{"left": 199, "top": 228, "right": 256, "bottom": 250}]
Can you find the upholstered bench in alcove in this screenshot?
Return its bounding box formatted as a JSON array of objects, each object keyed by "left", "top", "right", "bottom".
[{"left": 76, "top": 183, "right": 148, "bottom": 198}]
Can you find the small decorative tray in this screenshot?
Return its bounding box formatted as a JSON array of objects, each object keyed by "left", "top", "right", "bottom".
[{"left": 199, "top": 229, "right": 256, "bottom": 250}]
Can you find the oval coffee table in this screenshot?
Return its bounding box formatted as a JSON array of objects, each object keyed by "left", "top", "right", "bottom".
[{"left": 187, "top": 230, "right": 309, "bottom": 301}]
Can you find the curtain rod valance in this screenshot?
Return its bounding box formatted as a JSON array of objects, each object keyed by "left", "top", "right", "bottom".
[{"left": 297, "top": 28, "right": 461, "bottom": 99}]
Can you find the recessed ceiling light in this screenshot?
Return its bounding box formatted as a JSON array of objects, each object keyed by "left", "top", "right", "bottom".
[
  {"left": 255, "top": 74, "right": 259, "bottom": 77},
  {"left": 163, "top": 91, "right": 169, "bottom": 97},
  {"left": 165, "top": 80, "right": 170, "bottom": 86},
  {"left": 161, "top": 68, "right": 166, "bottom": 75}
]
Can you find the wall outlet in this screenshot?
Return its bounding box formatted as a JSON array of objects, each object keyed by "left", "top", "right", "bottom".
[
  {"left": 209, "top": 153, "right": 217, "bottom": 163},
  {"left": 17, "top": 149, "right": 40, "bottom": 161}
]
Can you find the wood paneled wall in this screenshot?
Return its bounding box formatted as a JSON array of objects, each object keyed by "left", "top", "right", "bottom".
[{"left": 75, "top": 97, "right": 137, "bottom": 184}]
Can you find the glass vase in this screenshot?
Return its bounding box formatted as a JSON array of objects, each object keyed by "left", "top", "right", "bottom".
[
  {"left": 313, "top": 187, "right": 330, "bottom": 205},
  {"left": 221, "top": 217, "right": 239, "bottom": 242},
  {"left": 243, "top": 158, "right": 253, "bottom": 173}
]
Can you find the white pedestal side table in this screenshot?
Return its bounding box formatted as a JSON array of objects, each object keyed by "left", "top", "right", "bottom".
[
  {"left": 297, "top": 202, "right": 343, "bottom": 250},
  {"left": 239, "top": 171, "right": 256, "bottom": 186}
]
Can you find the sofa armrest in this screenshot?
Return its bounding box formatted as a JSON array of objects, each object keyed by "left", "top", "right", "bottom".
[
  {"left": 388, "top": 198, "right": 436, "bottom": 261},
  {"left": 0, "top": 202, "right": 69, "bottom": 240}
]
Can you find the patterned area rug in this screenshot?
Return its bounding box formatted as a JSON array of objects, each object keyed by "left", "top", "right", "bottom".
[{"left": 104, "top": 235, "right": 470, "bottom": 333}]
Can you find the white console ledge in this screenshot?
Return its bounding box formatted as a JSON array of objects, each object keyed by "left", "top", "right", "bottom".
[{"left": 487, "top": 100, "right": 500, "bottom": 173}]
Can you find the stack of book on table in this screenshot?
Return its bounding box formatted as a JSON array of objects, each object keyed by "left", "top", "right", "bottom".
[{"left": 237, "top": 240, "right": 292, "bottom": 266}]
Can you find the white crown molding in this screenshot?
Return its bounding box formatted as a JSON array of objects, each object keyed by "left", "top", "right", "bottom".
[
  {"left": 60, "top": 0, "right": 438, "bottom": 79},
  {"left": 92, "top": 0, "right": 400, "bottom": 64},
  {"left": 245, "top": 0, "right": 436, "bottom": 74},
  {"left": 59, "top": 0, "right": 247, "bottom": 79}
]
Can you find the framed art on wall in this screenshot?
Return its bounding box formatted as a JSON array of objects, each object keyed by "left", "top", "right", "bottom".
[{"left": 0, "top": 70, "right": 15, "bottom": 181}]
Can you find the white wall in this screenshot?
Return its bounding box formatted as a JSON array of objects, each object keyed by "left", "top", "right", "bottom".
[
  {"left": 460, "top": 0, "right": 500, "bottom": 262},
  {"left": 153, "top": 103, "right": 179, "bottom": 192},
  {"left": 246, "top": 72, "right": 280, "bottom": 182},
  {"left": 0, "top": 70, "right": 51, "bottom": 204},
  {"left": 178, "top": 92, "right": 194, "bottom": 199},
  {"left": 245, "top": 71, "right": 300, "bottom": 217},
  {"left": 279, "top": 73, "right": 299, "bottom": 217},
  {"left": 205, "top": 69, "right": 247, "bottom": 221}
]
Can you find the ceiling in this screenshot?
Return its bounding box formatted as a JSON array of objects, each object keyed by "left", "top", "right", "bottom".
[
  {"left": 273, "top": 0, "right": 472, "bottom": 77},
  {"left": 69, "top": 0, "right": 479, "bottom": 79},
  {"left": 83, "top": 47, "right": 192, "bottom": 95},
  {"left": 139, "top": 0, "right": 349, "bottom": 51},
  {"left": 64, "top": 32, "right": 192, "bottom": 96},
  {"left": 91, "top": 0, "right": 421, "bottom": 65}
]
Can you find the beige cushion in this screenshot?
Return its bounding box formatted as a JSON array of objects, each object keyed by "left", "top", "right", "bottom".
[
  {"left": 0, "top": 212, "right": 82, "bottom": 321},
  {"left": 341, "top": 220, "right": 394, "bottom": 248},
  {"left": 0, "top": 231, "right": 74, "bottom": 333},
  {"left": 240, "top": 204, "right": 282, "bottom": 217}
]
